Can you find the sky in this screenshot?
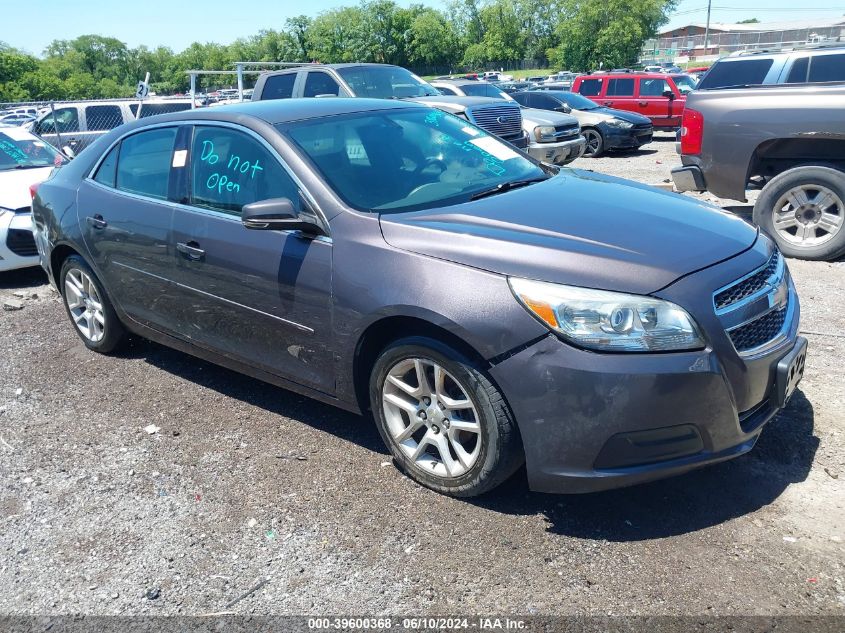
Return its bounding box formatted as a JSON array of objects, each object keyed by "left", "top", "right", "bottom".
[{"left": 3, "top": 0, "right": 844, "bottom": 56}]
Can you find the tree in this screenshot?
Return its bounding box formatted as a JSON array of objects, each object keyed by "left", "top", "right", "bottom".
[
  {"left": 408, "top": 9, "right": 461, "bottom": 68},
  {"left": 550, "top": 0, "right": 676, "bottom": 71},
  {"left": 738, "top": 18, "right": 760, "bottom": 24}
]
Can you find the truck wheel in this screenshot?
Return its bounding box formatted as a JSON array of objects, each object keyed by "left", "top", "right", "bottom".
[
  {"left": 753, "top": 166, "right": 845, "bottom": 261},
  {"left": 582, "top": 128, "right": 604, "bottom": 157}
]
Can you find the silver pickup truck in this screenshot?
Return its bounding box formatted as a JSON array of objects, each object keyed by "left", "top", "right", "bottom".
[{"left": 672, "top": 83, "right": 845, "bottom": 261}]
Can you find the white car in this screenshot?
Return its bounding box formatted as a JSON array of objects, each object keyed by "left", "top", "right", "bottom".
[{"left": 0, "top": 128, "right": 68, "bottom": 272}]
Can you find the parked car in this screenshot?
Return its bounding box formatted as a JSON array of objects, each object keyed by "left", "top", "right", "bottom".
[
  {"left": 672, "top": 83, "right": 845, "bottom": 261},
  {"left": 251, "top": 63, "right": 529, "bottom": 149},
  {"left": 431, "top": 79, "right": 585, "bottom": 165},
  {"left": 494, "top": 81, "right": 533, "bottom": 93},
  {"left": 28, "top": 99, "right": 192, "bottom": 154},
  {"left": 511, "top": 91, "right": 653, "bottom": 157},
  {"left": 686, "top": 66, "right": 711, "bottom": 82},
  {"left": 697, "top": 42, "right": 845, "bottom": 90},
  {"left": 667, "top": 73, "right": 699, "bottom": 93},
  {"left": 532, "top": 82, "right": 572, "bottom": 92},
  {"left": 643, "top": 65, "right": 663, "bottom": 73},
  {"left": 0, "top": 128, "right": 68, "bottom": 272},
  {"left": 33, "top": 98, "right": 806, "bottom": 497},
  {"left": 0, "top": 114, "right": 36, "bottom": 127},
  {"left": 572, "top": 72, "right": 687, "bottom": 129}
]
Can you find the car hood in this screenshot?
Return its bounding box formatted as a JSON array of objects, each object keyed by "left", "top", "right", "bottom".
[
  {"left": 379, "top": 170, "right": 757, "bottom": 295},
  {"left": 592, "top": 107, "right": 652, "bottom": 125},
  {"left": 0, "top": 166, "right": 54, "bottom": 210},
  {"left": 519, "top": 107, "right": 579, "bottom": 127}
]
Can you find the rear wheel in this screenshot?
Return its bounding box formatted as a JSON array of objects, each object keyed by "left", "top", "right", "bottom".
[
  {"left": 582, "top": 128, "right": 604, "bottom": 157},
  {"left": 59, "top": 255, "right": 126, "bottom": 353},
  {"left": 753, "top": 166, "right": 845, "bottom": 261},
  {"left": 370, "top": 337, "right": 523, "bottom": 497}
]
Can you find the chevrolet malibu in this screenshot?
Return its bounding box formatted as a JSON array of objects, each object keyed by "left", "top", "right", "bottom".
[{"left": 32, "top": 99, "right": 807, "bottom": 497}]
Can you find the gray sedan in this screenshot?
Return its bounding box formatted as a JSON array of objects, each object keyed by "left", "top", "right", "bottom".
[
  {"left": 32, "top": 98, "right": 805, "bottom": 497},
  {"left": 513, "top": 90, "right": 654, "bottom": 157}
]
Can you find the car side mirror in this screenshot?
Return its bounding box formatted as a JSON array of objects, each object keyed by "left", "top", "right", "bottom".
[
  {"left": 663, "top": 89, "right": 676, "bottom": 99},
  {"left": 62, "top": 146, "right": 76, "bottom": 160},
  {"left": 241, "top": 198, "right": 325, "bottom": 236},
  {"left": 556, "top": 104, "right": 572, "bottom": 114}
]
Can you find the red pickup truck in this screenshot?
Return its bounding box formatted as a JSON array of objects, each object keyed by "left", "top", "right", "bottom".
[{"left": 572, "top": 72, "right": 691, "bottom": 129}]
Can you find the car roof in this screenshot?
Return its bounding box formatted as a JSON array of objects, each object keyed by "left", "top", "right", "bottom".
[
  {"left": 128, "top": 98, "right": 425, "bottom": 127},
  {"left": 260, "top": 63, "right": 404, "bottom": 76}
]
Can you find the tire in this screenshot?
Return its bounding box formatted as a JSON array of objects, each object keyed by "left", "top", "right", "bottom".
[
  {"left": 369, "top": 336, "right": 523, "bottom": 497},
  {"left": 753, "top": 166, "right": 845, "bottom": 261},
  {"left": 59, "top": 255, "right": 126, "bottom": 353},
  {"left": 582, "top": 128, "right": 604, "bottom": 157}
]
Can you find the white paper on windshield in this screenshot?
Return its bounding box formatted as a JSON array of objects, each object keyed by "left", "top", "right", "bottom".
[
  {"left": 470, "top": 136, "right": 520, "bottom": 161},
  {"left": 1, "top": 128, "right": 31, "bottom": 141},
  {"left": 172, "top": 149, "right": 187, "bottom": 168},
  {"left": 461, "top": 126, "right": 480, "bottom": 137}
]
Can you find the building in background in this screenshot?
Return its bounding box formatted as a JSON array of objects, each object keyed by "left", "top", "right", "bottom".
[{"left": 641, "top": 16, "right": 845, "bottom": 64}]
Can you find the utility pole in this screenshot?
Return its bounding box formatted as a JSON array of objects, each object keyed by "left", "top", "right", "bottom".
[{"left": 703, "top": 0, "right": 712, "bottom": 56}]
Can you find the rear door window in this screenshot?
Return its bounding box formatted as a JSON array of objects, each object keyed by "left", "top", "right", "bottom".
[
  {"left": 808, "top": 54, "right": 845, "bottom": 83},
  {"left": 786, "top": 57, "right": 809, "bottom": 83},
  {"left": 577, "top": 78, "right": 603, "bottom": 96},
  {"left": 115, "top": 127, "right": 177, "bottom": 200},
  {"left": 129, "top": 103, "right": 192, "bottom": 118},
  {"left": 607, "top": 78, "right": 635, "bottom": 96},
  {"left": 93, "top": 143, "right": 120, "bottom": 188},
  {"left": 303, "top": 72, "right": 341, "bottom": 98},
  {"left": 84, "top": 105, "right": 123, "bottom": 131},
  {"left": 697, "top": 59, "right": 774, "bottom": 89},
  {"left": 261, "top": 73, "right": 296, "bottom": 99}
]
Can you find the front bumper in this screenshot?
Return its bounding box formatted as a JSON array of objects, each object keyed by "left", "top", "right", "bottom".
[
  {"left": 0, "top": 212, "right": 39, "bottom": 273},
  {"left": 490, "top": 240, "right": 803, "bottom": 493},
  {"left": 671, "top": 164, "right": 707, "bottom": 192},
  {"left": 527, "top": 135, "right": 586, "bottom": 165},
  {"left": 604, "top": 126, "right": 653, "bottom": 150}
]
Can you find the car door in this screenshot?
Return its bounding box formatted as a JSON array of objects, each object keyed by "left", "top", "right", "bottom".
[
  {"left": 636, "top": 77, "right": 678, "bottom": 126},
  {"left": 602, "top": 77, "right": 636, "bottom": 111},
  {"left": 77, "top": 125, "right": 182, "bottom": 329},
  {"left": 32, "top": 106, "right": 81, "bottom": 153},
  {"left": 167, "top": 123, "right": 334, "bottom": 393}
]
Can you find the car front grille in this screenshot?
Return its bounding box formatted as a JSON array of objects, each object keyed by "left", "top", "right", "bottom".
[
  {"left": 555, "top": 124, "right": 580, "bottom": 139},
  {"left": 715, "top": 249, "right": 791, "bottom": 356},
  {"left": 6, "top": 228, "right": 37, "bottom": 257},
  {"left": 466, "top": 104, "right": 523, "bottom": 141},
  {"left": 729, "top": 306, "right": 788, "bottom": 353},
  {"left": 714, "top": 251, "right": 780, "bottom": 311}
]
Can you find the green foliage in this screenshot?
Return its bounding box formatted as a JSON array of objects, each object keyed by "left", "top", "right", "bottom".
[
  {"left": 2, "top": 0, "right": 677, "bottom": 102},
  {"left": 549, "top": 0, "right": 676, "bottom": 71},
  {"left": 737, "top": 18, "right": 760, "bottom": 24}
]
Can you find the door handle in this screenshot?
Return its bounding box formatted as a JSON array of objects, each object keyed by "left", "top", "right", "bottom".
[
  {"left": 603, "top": 101, "right": 612, "bottom": 106},
  {"left": 638, "top": 101, "right": 648, "bottom": 107},
  {"left": 177, "top": 241, "right": 205, "bottom": 261},
  {"left": 86, "top": 214, "right": 107, "bottom": 229}
]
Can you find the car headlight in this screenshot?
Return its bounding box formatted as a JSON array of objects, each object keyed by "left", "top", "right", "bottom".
[
  {"left": 509, "top": 278, "right": 705, "bottom": 352},
  {"left": 606, "top": 119, "right": 633, "bottom": 129},
  {"left": 533, "top": 125, "right": 557, "bottom": 142}
]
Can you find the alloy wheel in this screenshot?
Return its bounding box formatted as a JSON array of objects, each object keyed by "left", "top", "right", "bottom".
[
  {"left": 381, "top": 357, "right": 482, "bottom": 479},
  {"left": 583, "top": 130, "right": 601, "bottom": 156},
  {"left": 772, "top": 184, "right": 844, "bottom": 246},
  {"left": 64, "top": 268, "right": 106, "bottom": 343}
]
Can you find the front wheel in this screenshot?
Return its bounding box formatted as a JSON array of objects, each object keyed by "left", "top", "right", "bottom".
[
  {"left": 582, "top": 128, "right": 604, "bottom": 157},
  {"left": 369, "top": 337, "right": 523, "bottom": 497},
  {"left": 753, "top": 166, "right": 845, "bottom": 261}
]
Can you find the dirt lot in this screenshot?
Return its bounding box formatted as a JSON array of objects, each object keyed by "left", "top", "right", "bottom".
[{"left": 1, "top": 133, "right": 843, "bottom": 618}]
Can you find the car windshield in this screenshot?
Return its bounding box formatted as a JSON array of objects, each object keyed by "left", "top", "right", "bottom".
[
  {"left": 336, "top": 66, "right": 440, "bottom": 99},
  {"left": 556, "top": 93, "right": 601, "bottom": 110},
  {"left": 671, "top": 74, "right": 698, "bottom": 93},
  {"left": 0, "top": 130, "right": 66, "bottom": 171},
  {"left": 283, "top": 108, "right": 547, "bottom": 213},
  {"left": 460, "top": 82, "right": 513, "bottom": 100}
]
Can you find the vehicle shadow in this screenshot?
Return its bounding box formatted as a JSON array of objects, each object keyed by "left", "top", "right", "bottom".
[
  {"left": 117, "top": 337, "right": 817, "bottom": 541},
  {"left": 118, "top": 337, "right": 387, "bottom": 454},
  {"left": 0, "top": 267, "right": 47, "bottom": 289},
  {"left": 474, "top": 390, "right": 817, "bottom": 541}
]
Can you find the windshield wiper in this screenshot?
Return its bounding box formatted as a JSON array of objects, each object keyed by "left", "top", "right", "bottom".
[{"left": 470, "top": 176, "right": 549, "bottom": 201}]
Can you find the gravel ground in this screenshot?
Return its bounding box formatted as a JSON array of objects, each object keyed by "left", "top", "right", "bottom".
[{"left": 1, "top": 134, "right": 843, "bottom": 618}]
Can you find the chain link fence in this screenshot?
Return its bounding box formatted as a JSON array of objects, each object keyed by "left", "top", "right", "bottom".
[{"left": 0, "top": 97, "right": 194, "bottom": 153}]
